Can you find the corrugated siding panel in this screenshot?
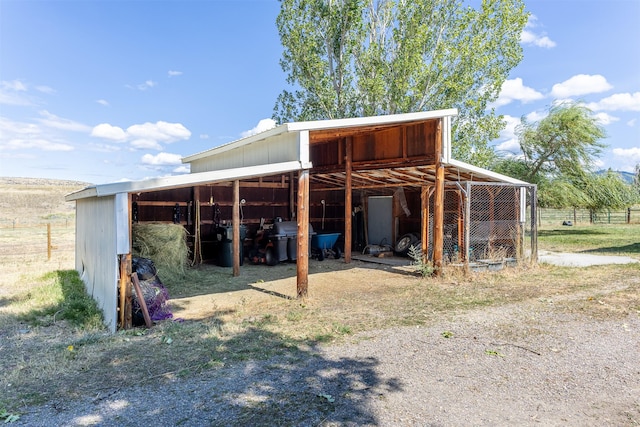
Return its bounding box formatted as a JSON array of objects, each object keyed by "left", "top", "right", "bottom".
[
  {"left": 190, "top": 133, "right": 299, "bottom": 173},
  {"left": 76, "top": 196, "right": 119, "bottom": 332}
]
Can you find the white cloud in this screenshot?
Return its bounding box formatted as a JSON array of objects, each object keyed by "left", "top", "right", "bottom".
[
  {"left": 35, "top": 85, "right": 55, "bottom": 94},
  {"left": 173, "top": 165, "right": 190, "bottom": 174},
  {"left": 91, "top": 123, "right": 127, "bottom": 141},
  {"left": 137, "top": 80, "right": 157, "bottom": 90},
  {"left": 128, "top": 80, "right": 157, "bottom": 91},
  {"left": 141, "top": 152, "right": 183, "bottom": 165},
  {"left": 37, "top": 110, "right": 91, "bottom": 132},
  {"left": 587, "top": 92, "right": 640, "bottom": 112},
  {"left": 96, "top": 99, "right": 110, "bottom": 107},
  {"left": 628, "top": 118, "right": 637, "bottom": 127},
  {"left": 492, "top": 78, "right": 544, "bottom": 108},
  {"left": 1, "top": 138, "right": 74, "bottom": 152},
  {"left": 593, "top": 112, "right": 619, "bottom": 126},
  {"left": 0, "top": 116, "right": 73, "bottom": 152},
  {"left": 126, "top": 121, "right": 191, "bottom": 143},
  {"left": 520, "top": 30, "right": 556, "bottom": 48},
  {"left": 550, "top": 74, "right": 613, "bottom": 98},
  {"left": 91, "top": 121, "right": 191, "bottom": 150},
  {"left": 240, "top": 118, "right": 277, "bottom": 137},
  {"left": 2, "top": 80, "right": 27, "bottom": 91},
  {"left": 168, "top": 70, "right": 183, "bottom": 77},
  {"left": 200, "top": 134, "right": 210, "bottom": 139},
  {"left": 520, "top": 16, "right": 556, "bottom": 48},
  {"left": 0, "top": 80, "right": 32, "bottom": 106},
  {"left": 612, "top": 147, "right": 640, "bottom": 164},
  {"left": 524, "top": 110, "right": 547, "bottom": 122},
  {"left": 495, "top": 138, "right": 520, "bottom": 153},
  {"left": 131, "top": 139, "right": 163, "bottom": 150}
]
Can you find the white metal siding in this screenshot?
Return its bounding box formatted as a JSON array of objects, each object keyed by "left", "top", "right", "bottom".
[
  {"left": 190, "top": 132, "right": 300, "bottom": 173},
  {"left": 76, "top": 196, "right": 119, "bottom": 332}
]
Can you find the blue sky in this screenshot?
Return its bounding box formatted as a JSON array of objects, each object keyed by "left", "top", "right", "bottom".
[{"left": 1, "top": 0, "right": 638, "bottom": 185}]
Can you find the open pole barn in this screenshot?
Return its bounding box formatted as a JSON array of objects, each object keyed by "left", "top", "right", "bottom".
[{"left": 66, "top": 110, "right": 537, "bottom": 332}]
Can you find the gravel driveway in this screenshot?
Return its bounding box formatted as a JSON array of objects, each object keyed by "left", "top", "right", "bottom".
[{"left": 15, "top": 298, "right": 640, "bottom": 426}]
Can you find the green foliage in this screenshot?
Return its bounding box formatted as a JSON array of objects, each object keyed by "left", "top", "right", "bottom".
[
  {"left": 408, "top": 244, "right": 434, "bottom": 277},
  {"left": 18, "top": 270, "right": 104, "bottom": 330},
  {"left": 490, "top": 101, "right": 636, "bottom": 211},
  {"left": 515, "top": 101, "right": 606, "bottom": 182},
  {"left": 275, "top": 0, "right": 528, "bottom": 166},
  {"left": 0, "top": 408, "right": 20, "bottom": 423}
]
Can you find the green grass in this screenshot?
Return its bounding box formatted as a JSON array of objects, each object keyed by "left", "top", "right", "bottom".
[
  {"left": 16, "top": 270, "right": 104, "bottom": 330},
  {"left": 538, "top": 223, "right": 640, "bottom": 256}
]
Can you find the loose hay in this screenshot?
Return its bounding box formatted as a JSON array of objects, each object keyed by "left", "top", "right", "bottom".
[{"left": 132, "top": 223, "right": 189, "bottom": 283}]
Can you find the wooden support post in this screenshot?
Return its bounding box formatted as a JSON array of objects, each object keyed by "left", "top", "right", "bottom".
[
  {"left": 433, "top": 119, "right": 444, "bottom": 275},
  {"left": 344, "top": 137, "right": 353, "bottom": 263},
  {"left": 131, "top": 272, "right": 152, "bottom": 328},
  {"left": 119, "top": 253, "right": 132, "bottom": 329},
  {"left": 296, "top": 170, "right": 310, "bottom": 298},
  {"left": 232, "top": 180, "right": 240, "bottom": 277},
  {"left": 421, "top": 186, "right": 429, "bottom": 264}
]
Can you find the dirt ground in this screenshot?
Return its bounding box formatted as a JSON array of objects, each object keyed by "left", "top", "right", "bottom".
[{"left": 2, "top": 178, "right": 639, "bottom": 425}]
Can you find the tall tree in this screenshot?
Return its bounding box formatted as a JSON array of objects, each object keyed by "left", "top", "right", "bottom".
[
  {"left": 274, "top": 0, "right": 528, "bottom": 166},
  {"left": 493, "top": 101, "right": 607, "bottom": 185},
  {"left": 491, "top": 101, "right": 640, "bottom": 211}
]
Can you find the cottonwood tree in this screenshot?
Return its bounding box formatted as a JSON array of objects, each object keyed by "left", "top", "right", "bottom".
[{"left": 274, "top": 0, "right": 528, "bottom": 166}]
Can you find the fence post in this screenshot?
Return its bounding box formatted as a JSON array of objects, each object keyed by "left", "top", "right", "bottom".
[{"left": 628, "top": 208, "right": 631, "bottom": 224}]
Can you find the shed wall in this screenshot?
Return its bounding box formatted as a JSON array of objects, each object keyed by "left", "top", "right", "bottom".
[
  {"left": 76, "top": 196, "right": 119, "bottom": 332},
  {"left": 189, "top": 132, "right": 300, "bottom": 173}
]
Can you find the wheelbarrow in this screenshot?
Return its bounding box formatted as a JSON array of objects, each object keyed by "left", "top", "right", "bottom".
[{"left": 311, "top": 232, "right": 341, "bottom": 261}]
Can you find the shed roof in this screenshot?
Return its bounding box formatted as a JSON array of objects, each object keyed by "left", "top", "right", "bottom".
[{"left": 66, "top": 110, "right": 527, "bottom": 202}]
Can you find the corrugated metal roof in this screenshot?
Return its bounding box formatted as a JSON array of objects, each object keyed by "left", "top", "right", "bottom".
[{"left": 65, "top": 160, "right": 305, "bottom": 201}]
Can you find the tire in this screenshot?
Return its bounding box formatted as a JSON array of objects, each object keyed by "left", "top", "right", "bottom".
[
  {"left": 265, "top": 247, "right": 278, "bottom": 266},
  {"left": 317, "top": 249, "right": 325, "bottom": 261},
  {"left": 333, "top": 245, "right": 342, "bottom": 259},
  {"left": 394, "top": 233, "right": 419, "bottom": 256}
]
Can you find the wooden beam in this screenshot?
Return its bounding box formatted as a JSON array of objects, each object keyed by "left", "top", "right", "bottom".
[
  {"left": 344, "top": 137, "right": 353, "bottom": 263},
  {"left": 131, "top": 273, "right": 152, "bottom": 328},
  {"left": 296, "top": 170, "right": 310, "bottom": 298},
  {"left": 432, "top": 119, "right": 444, "bottom": 275},
  {"left": 118, "top": 253, "right": 132, "bottom": 329},
  {"left": 232, "top": 180, "right": 240, "bottom": 277},
  {"left": 421, "top": 186, "right": 429, "bottom": 264}
]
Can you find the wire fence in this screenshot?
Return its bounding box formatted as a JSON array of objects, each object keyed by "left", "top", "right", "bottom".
[
  {"left": 426, "top": 183, "right": 536, "bottom": 265},
  {"left": 0, "top": 221, "right": 76, "bottom": 263},
  {"left": 538, "top": 208, "right": 640, "bottom": 226}
]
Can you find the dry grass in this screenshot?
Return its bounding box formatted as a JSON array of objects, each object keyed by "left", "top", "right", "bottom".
[{"left": 1, "top": 178, "right": 639, "bottom": 414}]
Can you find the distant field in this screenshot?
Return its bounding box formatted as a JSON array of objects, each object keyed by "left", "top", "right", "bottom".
[{"left": 0, "top": 178, "right": 88, "bottom": 290}]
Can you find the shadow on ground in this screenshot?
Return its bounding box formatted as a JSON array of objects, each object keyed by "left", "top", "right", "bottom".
[{"left": 4, "top": 308, "right": 401, "bottom": 426}]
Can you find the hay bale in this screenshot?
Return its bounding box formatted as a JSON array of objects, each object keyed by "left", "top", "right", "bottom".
[{"left": 132, "top": 223, "right": 188, "bottom": 280}]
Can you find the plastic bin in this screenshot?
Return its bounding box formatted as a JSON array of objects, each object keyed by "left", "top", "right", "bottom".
[
  {"left": 270, "top": 221, "right": 314, "bottom": 262},
  {"left": 216, "top": 225, "right": 246, "bottom": 267}
]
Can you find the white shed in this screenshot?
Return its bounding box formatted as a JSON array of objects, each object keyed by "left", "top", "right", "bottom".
[{"left": 66, "top": 110, "right": 536, "bottom": 332}]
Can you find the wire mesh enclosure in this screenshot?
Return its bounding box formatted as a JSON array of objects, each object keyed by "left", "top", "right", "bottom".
[{"left": 426, "top": 182, "right": 537, "bottom": 267}]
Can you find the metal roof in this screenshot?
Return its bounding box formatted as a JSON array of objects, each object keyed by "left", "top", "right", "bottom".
[
  {"left": 182, "top": 109, "right": 458, "bottom": 163},
  {"left": 67, "top": 110, "right": 527, "bottom": 201}
]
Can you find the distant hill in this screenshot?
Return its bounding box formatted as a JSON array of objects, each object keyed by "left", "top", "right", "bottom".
[
  {"left": 596, "top": 170, "right": 636, "bottom": 185},
  {"left": 0, "top": 177, "right": 91, "bottom": 187}
]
